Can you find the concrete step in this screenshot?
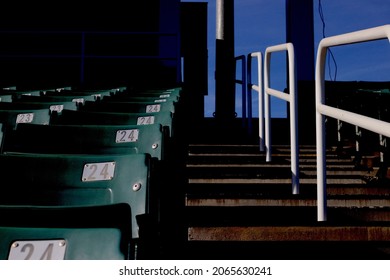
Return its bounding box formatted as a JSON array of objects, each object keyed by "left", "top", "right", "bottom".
[
  {"left": 184, "top": 206, "right": 390, "bottom": 224},
  {"left": 180, "top": 241, "right": 390, "bottom": 260},
  {"left": 187, "top": 225, "right": 390, "bottom": 241},
  {"left": 184, "top": 206, "right": 390, "bottom": 259},
  {"left": 181, "top": 141, "right": 390, "bottom": 258},
  {"left": 186, "top": 166, "right": 372, "bottom": 178},
  {"left": 185, "top": 196, "right": 390, "bottom": 207}
]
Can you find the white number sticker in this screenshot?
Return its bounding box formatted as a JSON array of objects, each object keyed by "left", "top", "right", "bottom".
[
  {"left": 49, "top": 105, "right": 64, "bottom": 113},
  {"left": 115, "top": 129, "right": 139, "bottom": 143},
  {"left": 146, "top": 104, "right": 160, "bottom": 113},
  {"left": 16, "top": 113, "right": 34, "bottom": 123},
  {"left": 8, "top": 240, "right": 67, "bottom": 260},
  {"left": 82, "top": 162, "right": 115, "bottom": 182},
  {"left": 137, "top": 116, "right": 155, "bottom": 125},
  {"left": 154, "top": 99, "right": 166, "bottom": 103},
  {"left": 72, "top": 98, "right": 84, "bottom": 103},
  {"left": 92, "top": 94, "right": 101, "bottom": 100},
  {"left": 159, "top": 94, "right": 170, "bottom": 98}
]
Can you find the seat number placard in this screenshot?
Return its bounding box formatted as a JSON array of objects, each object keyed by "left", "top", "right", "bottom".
[
  {"left": 137, "top": 116, "right": 155, "bottom": 125},
  {"left": 49, "top": 105, "right": 64, "bottom": 113},
  {"left": 8, "top": 239, "right": 67, "bottom": 260},
  {"left": 146, "top": 104, "right": 160, "bottom": 113},
  {"left": 116, "top": 129, "right": 139, "bottom": 143},
  {"left": 16, "top": 113, "right": 34, "bottom": 123},
  {"left": 82, "top": 162, "right": 115, "bottom": 182}
]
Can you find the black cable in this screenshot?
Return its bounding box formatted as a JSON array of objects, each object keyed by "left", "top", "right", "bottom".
[{"left": 319, "top": 0, "right": 338, "bottom": 81}]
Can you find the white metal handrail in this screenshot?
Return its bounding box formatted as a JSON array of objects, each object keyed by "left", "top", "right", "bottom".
[
  {"left": 264, "top": 43, "right": 299, "bottom": 195},
  {"left": 316, "top": 24, "right": 390, "bottom": 222},
  {"left": 247, "top": 52, "right": 264, "bottom": 151}
]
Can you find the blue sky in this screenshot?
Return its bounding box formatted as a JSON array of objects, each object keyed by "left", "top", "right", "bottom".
[{"left": 182, "top": 0, "right": 390, "bottom": 118}]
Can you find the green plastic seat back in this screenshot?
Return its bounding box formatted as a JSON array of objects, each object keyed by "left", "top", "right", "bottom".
[
  {"left": 9, "top": 123, "right": 166, "bottom": 160},
  {"left": 17, "top": 94, "right": 96, "bottom": 104},
  {"left": 126, "top": 87, "right": 182, "bottom": 99},
  {"left": 43, "top": 90, "right": 113, "bottom": 101},
  {"left": 0, "top": 101, "right": 78, "bottom": 114},
  {"left": 106, "top": 95, "right": 178, "bottom": 103},
  {"left": 0, "top": 152, "right": 151, "bottom": 238},
  {"left": 0, "top": 94, "right": 13, "bottom": 103},
  {"left": 0, "top": 204, "right": 132, "bottom": 260},
  {"left": 55, "top": 110, "right": 173, "bottom": 136},
  {"left": 0, "top": 123, "right": 3, "bottom": 149},
  {"left": 0, "top": 108, "right": 51, "bottom": 129},
  {"left": 83, "top": 100, "right": 176, "bottom": 114}
]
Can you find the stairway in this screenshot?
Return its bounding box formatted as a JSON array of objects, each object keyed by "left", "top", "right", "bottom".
[{"left": 177, "top": 129, "right": 390, "bottom": 260}]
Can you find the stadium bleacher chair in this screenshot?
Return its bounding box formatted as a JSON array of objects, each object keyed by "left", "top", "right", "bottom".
[
  {"left": 81, "top": 100, "right": 176, "bottom": 114},
  {"left": 5, "top": 122, "right": 168, "bottom": 160},
  {"left": 126, "top": 86, "right": 182, "bottom": 98},
  {"left": 52, "top": 109, "right": 175, "bottom": 137},
  {"left": 42, "top": 89, "right": 116, "bottom": 101},
  {"left": 0, "top": 123, "right": 3, "bottom": 150},
  {"left": 105, "top": 94, "right": 179, "bottom": 104},
  {"left": 0, "top": 101, "right": 78, "bottom": 114},
  {"left": 15, "top": 94, "right": 96, "bottom": 104},
  {"left": 69, "top": 86, "right": 127, "bottom": 95},
  {"left": 0, "top": 108, "right": 51, "bottom": 130},
  {"left": 0, "top": 204, "right": 133, "bottom": 260},
  {"left": 0, "top": 152, "right": 156, "bottom": 242},
  {"left": 0, "top": 94, "right": 13, "bottom": 103}
]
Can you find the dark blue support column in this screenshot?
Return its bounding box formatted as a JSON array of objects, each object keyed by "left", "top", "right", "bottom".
[
  {"left": 215, "top": 0, "right": 236, "bottom": 123},
  {"left": 286, "top": 0, "right": 315, "bottom": 144},
  {"left": 286, "top": 0, "right": 314, "bottom": 81}
]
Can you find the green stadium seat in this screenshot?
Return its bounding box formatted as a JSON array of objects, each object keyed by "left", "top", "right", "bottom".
[
  {"left": 0, "top": 108, "right": 51, "bottom": 130},
  {"left": 0, "top": 204, "right": 133, "bottom": 260},
  {"left": 70, "top": 86, "right": 127, "bottom": 94},
  {"left": 0, "top": 152, "right": 155, "bottom": 240},
  {"left": 0, "top": 87, "right": 71, "bottom": 101},
  {"left": 128, "top": 87, "right": 182, "bottom": 98},
  {"left": 1, "top": 86, "right": 17, "bottom": 91},
  {"left": 6, "top": 123, "right": 168, "bottom": 160},
  {"left": 0, "top": 101, "right": 78, "bottom": 114},
  {"left": 0, "top": 123, "right": 3, "bottom": 150},
  {"left": 0, "top": 94, "right": 13, "bottom": 103},
  {"left": 15, "top": 94, "right": 96, "bottom": 104},
  {"left": 53, "top": 109, "right": 175, "bottom": 137},
  {"left": 10, "top": 90, "right": 42, "bottom": 98},
  {"left": 105, "top": 94, "right": 179, "bottom": 103},
  {"left": 81, "top": 100, "right": 176, "bottom": 114},
  {"left": 43, "top": 89, "right": 116, "bottom": 101}
]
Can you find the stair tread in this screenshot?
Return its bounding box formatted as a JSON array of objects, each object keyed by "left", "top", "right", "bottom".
[
  {"left": 182, "top": 140, "right": 390, "bottom": 253},
  {"left": 188, "top": 225, "right": 390, "bottom": 241}
]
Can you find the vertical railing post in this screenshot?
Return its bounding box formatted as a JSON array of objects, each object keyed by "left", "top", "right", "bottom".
[
  {"left": 315, "top": 38, "right": 328, "bottom": 222},
  {"left": 247, "top": 52, "right": 264, "bottom": 151},
  {"left": 246, "top": 56, "right": 253, "bottom": 135},
  {"left": 242, "top": 56, "right": 247, "bottom": 129},
  {"left": 264, "top": 43, "right": 299, "bottom": 194},
  {"left": 287, "top": 43, "right": 299, "bottom": 195},
  {"left": 264, "top": 51, "right": 272, "bottom": 162}
]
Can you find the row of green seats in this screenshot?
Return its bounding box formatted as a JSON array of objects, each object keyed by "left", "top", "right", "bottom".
[
  {"left": 0, "top": 85, "right": 183, "bottom": 259},
  {"left": 5, "top": 123, "right": 167, "bottom": 160}
]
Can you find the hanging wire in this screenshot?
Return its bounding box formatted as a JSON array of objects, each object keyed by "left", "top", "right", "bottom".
[{"left": 319, "top": 0, "right": 338, "bottom": 81}]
